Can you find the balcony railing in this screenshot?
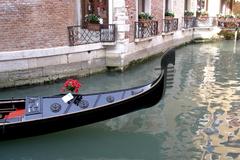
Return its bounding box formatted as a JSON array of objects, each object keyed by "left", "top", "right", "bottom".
[
  {"left": 194, "top": 17, "right": 217, "bottom": 27},
  {"left": 163, "top": 18, "right": 178, "bottom": 33},
  {"left": 183, "top": 17, "right": 196, "bottom": 29},
  {"left": 217, "top": 18, "right": 240, "bottom": 29},
  {"left": 134, "top": 20, "right": 158, "bottom": 39},
  {"left": 68, "top": 24, "right": 116, "bottom": 46}
]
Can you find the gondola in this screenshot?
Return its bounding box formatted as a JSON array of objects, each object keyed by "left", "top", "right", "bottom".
[{"left": 0, "top": 49, "right": 175, "bottom": 140}]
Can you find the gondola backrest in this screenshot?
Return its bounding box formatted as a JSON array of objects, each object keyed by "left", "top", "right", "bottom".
[
  {"left": 161, "top": 49, "right": 176, "bottom": 89},
  {"left": 161, "top": 49, "right": 175, "bottom": 69}
]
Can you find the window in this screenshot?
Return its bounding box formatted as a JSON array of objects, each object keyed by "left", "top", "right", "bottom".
[
  {"left": 184, "top": 0, "right": 188, "bottom": 11},
  {"left": 165, "top": 0, "right": 169, "bottom": 11},
  {"left": 165, "top": 0, "right": 173, "bottom": 12},
  {"left": 82, "top": 0, "right": 108, "bottom": 24},
  {"left": 138, "top": 0, "right": 150, "bottom": 14},
  {"left": 197, "top": 0, "right": 208, "bottom": 11}
]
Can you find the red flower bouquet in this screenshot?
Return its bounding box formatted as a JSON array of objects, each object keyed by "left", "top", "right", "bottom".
[{"left": 61, "top": 79, "right": 81, "bottom": 93}]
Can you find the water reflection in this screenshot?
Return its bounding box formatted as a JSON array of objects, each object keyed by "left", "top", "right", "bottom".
[{"left": 191, "top": 41, "right": 240, "bottom": 160}]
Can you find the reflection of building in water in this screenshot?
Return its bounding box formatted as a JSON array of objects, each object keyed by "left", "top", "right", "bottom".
[
  {"left": 193, "top": 48, "right": 240, "bottom": 159},
  {"left": 105, "top": 106, "right": 167, "bottom": 135}
]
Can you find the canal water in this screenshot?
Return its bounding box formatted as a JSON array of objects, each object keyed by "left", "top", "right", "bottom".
[{"left": 1, "top": 40, "right": 240, "bottom": 160}]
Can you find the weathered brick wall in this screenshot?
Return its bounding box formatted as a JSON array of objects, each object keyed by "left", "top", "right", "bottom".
[
  {"left": 0, "top": 0, "right": 75, "bottom": 52},
  {"left": 125, "top": 0, "right": 136, "bottom": 42},
  {"left": 151, "top": 0, "right": 164, "bottom": 33}
]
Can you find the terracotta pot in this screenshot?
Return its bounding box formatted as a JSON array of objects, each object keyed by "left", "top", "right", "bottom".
[
  {"left": 197, "top": 16, "right": 208, "bottom": 21},
  {"left": 218, "top": 17, "right": 225, "bottom": 22},
  {"left": 139, "top": 20, "right": 150, "bottom": 27},
  {"left": 184, "top": 16, "right": 193, "bottom": 19},
  {"left": 165, "top": 16, "right": 174, "bottom": 20},
  {"left": 87, "top": 23, "right": 100, "bottom": 31}
]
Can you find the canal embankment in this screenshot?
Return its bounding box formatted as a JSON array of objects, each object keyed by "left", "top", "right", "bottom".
[{"left": 0, "top": 27, "right": 221, "bottom": 88}]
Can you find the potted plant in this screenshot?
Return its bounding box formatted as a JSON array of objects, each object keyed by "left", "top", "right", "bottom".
[
  {"left": 217, "top": 14, "right": 225, "bottom": 21},
  {"left": 138, "top": 12, "right": 153, "bottom": 20},
  {"left": 225, "top": 14, "right": 235, "bottom": 21},
  {"left": 138, "top": 12, "right": 154, "bottom": 27},
  {"left": 236, "top": 14, "right": 240, "bottom": 22},
  {"left": 165, "top": 11, "right": 174, "bottom": 19},
  {"left": 184, "top": 10, "right": 194, "bottom": 19},
  {"left": 197, "top": 11, "right": 208, "bottom": 21},
  {"left": 201, "top": 11, "right": 208, "bottom": 17},
  {"left": 85, "top": 14, "right": 101, "bottom": 31}
]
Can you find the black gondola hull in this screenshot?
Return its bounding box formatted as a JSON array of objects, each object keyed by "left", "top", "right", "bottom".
[
  {"left": 1, "top": 73, "right": 164, "bottom": 140},
  {"left": 0, "top": 49, "right": 175, "bottom": 140}
]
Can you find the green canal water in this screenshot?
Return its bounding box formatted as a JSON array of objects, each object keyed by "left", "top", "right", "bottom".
[{"left": 1, "top": 41, "right": 240, "bottom": 160}]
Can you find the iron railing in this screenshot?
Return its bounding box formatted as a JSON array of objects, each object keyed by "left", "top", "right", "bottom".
[
  {"left": 163, "top": 18, "right": 178, "bottom": 33},
  {"left": 194, "top": 17, "right": 217, "bottom": 27},
  {"left": 134, "top": 20, "right": 158, "bottom": 39},
  {"left": 217, "top": 18, "right": 240, "bottom": 29},
  {"left": 182, "top": 17, "right": 196, "bottom": 29},
  {"left": 68, "top": 24, "right": 116, "bottom": 46},
  {"left": 100, "top": 24, "right": 116, "bottom": 42}
]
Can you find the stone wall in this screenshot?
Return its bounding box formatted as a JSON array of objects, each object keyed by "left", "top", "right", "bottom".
[
  {"left": 0, "top": 44, "right": 106, "bottom": 88},
  {"left": 0, "top": 0, "right": 75, "bottom": 52}
]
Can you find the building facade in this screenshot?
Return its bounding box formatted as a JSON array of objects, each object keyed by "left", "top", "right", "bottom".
[{"left": 0, "top": 0, "right": 226, "bottom": 88}]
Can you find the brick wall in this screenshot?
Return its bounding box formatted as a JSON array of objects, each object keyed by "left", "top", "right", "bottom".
[
  {"left": 0, "top": 0, "right": 75, "bottom": 52},
  {"left": 125, "top": 0, "right": 136, "bottom": 42},
  {"left": 151, "top": 0, "right": 164, "bottom": 33}
]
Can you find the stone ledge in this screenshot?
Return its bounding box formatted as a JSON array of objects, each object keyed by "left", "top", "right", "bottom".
[
  {"left": 0, "top": 43, "right": 104, "bottom": 61},
  {"left": 162, "top": 32, "right": 174, "bottom": 36},
  {"left": 194, "top": 27, "right": 213, "bottom": 31},
  {"left": 102, "top": 42, "right": 117, "bottom": 46},
  {"left": 134, "top": 37, "right": 154, "bottom": 43},
  {"left": 182, "top": 28, "right": 193, "bottom": 32}
]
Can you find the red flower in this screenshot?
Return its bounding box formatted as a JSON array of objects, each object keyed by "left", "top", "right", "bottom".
[{"left": 61, "top": 79, "right": 81, "bottom": 93}]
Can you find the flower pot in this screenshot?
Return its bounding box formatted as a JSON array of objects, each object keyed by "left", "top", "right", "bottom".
[
  {"left": 218, "top": 17, "right": 225, "bottom": 22},
  {"left": 139, "top": 20, "right": 150, "bottom": 27},
  {"left": 184, "top": 16, "right": 193, "bottom": 19},
  {"left": 165, "top": 16, "right": 174, "bottom": 20},
  {"left": 87, "top": 23, "right": 100, "bottom": 31},
  {"left": 197, "top": 16, "right": 208, "bottom": 21}
]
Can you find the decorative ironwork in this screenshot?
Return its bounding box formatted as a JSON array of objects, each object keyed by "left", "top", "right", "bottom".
[
  {"left": 100, "top": 24, "right": 116, "bottom": 42},
  {"left": 78, "top": 100, "right": 89, "bottom": 109},
  {"left": 68, "top": 24, "right": 116, "bottom": 46},
  {"left": 183, "top": 17, "right": 196, "bottom": 29},
  {"left": 25, "top": 97, "right": 42, "bottom": 115},
  {"left": 163, "top": 18, "right": 178, "bottom": 33},
  {"left": 50, "top": 103, "right": 62, "bottom": 113},
  {"left": 106, "top": 96, "right": 115, "bottom": 103},
  {"left": 73, "top": 95, "right": 82, "bottom": 106},
  {"left": 217, "top": 18, "right": 240, "bottom": 29},
  {"left": 194, "top": 17, "right": 217, "bottom": 27},
  {"left": 134, "top": 20, "right": 158, "bottom": 39}
]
